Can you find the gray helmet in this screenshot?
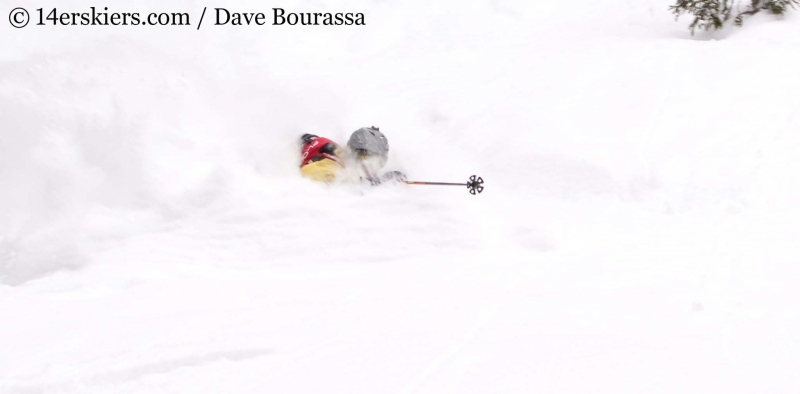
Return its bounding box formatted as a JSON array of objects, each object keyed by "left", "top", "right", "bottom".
[{"left": 347, "top": 126, "right": 389, "bottom": 160}]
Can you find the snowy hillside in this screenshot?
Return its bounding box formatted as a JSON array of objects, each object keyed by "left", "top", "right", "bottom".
[{"left": 2, "top": 0, "right": 800, "bottom": 392}]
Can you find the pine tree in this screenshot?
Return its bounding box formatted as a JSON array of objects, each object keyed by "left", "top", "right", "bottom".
[{"left": 671, "top": 0, "right": 799, "bottom": 34}]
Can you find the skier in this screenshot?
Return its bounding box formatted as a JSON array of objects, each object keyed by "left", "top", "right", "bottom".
[{"left": 299, "top": 126, "right": 406, "bottom": 184}]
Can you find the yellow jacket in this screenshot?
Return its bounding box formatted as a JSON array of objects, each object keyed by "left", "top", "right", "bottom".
[{"left": 300, "top": 158, "right": 341, "bottom": 183}]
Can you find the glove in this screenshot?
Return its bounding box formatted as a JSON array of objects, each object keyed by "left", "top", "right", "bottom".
[
  {"left": 300, "top": 134, "right": 318, "bottom": 144},
  {"left": 363, "top": 171, "right": 407, "bottom": 186},
  {"left": 380, "top": 171, "right": 407, "bottom": 183}
]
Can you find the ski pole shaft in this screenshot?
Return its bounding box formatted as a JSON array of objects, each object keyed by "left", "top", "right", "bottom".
[
  {"left": 404, "top": 181, "right": 466, "bottom": 186},
  {"left": 404, "top": 175, "right": 485, "bottom": 195}
]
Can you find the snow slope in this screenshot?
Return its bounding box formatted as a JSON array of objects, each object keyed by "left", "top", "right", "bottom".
[{"left": 2, "top": 0, "right": 800, "bottom": 392}]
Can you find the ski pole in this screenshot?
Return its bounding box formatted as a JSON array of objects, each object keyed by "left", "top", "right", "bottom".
[{"left": 404, "top": 175, "right": 484, "bottom": 195}]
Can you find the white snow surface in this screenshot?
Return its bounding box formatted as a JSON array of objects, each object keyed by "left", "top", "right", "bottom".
[{"left": 2, "top": 0, "right": 800, "bottom": 392}]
